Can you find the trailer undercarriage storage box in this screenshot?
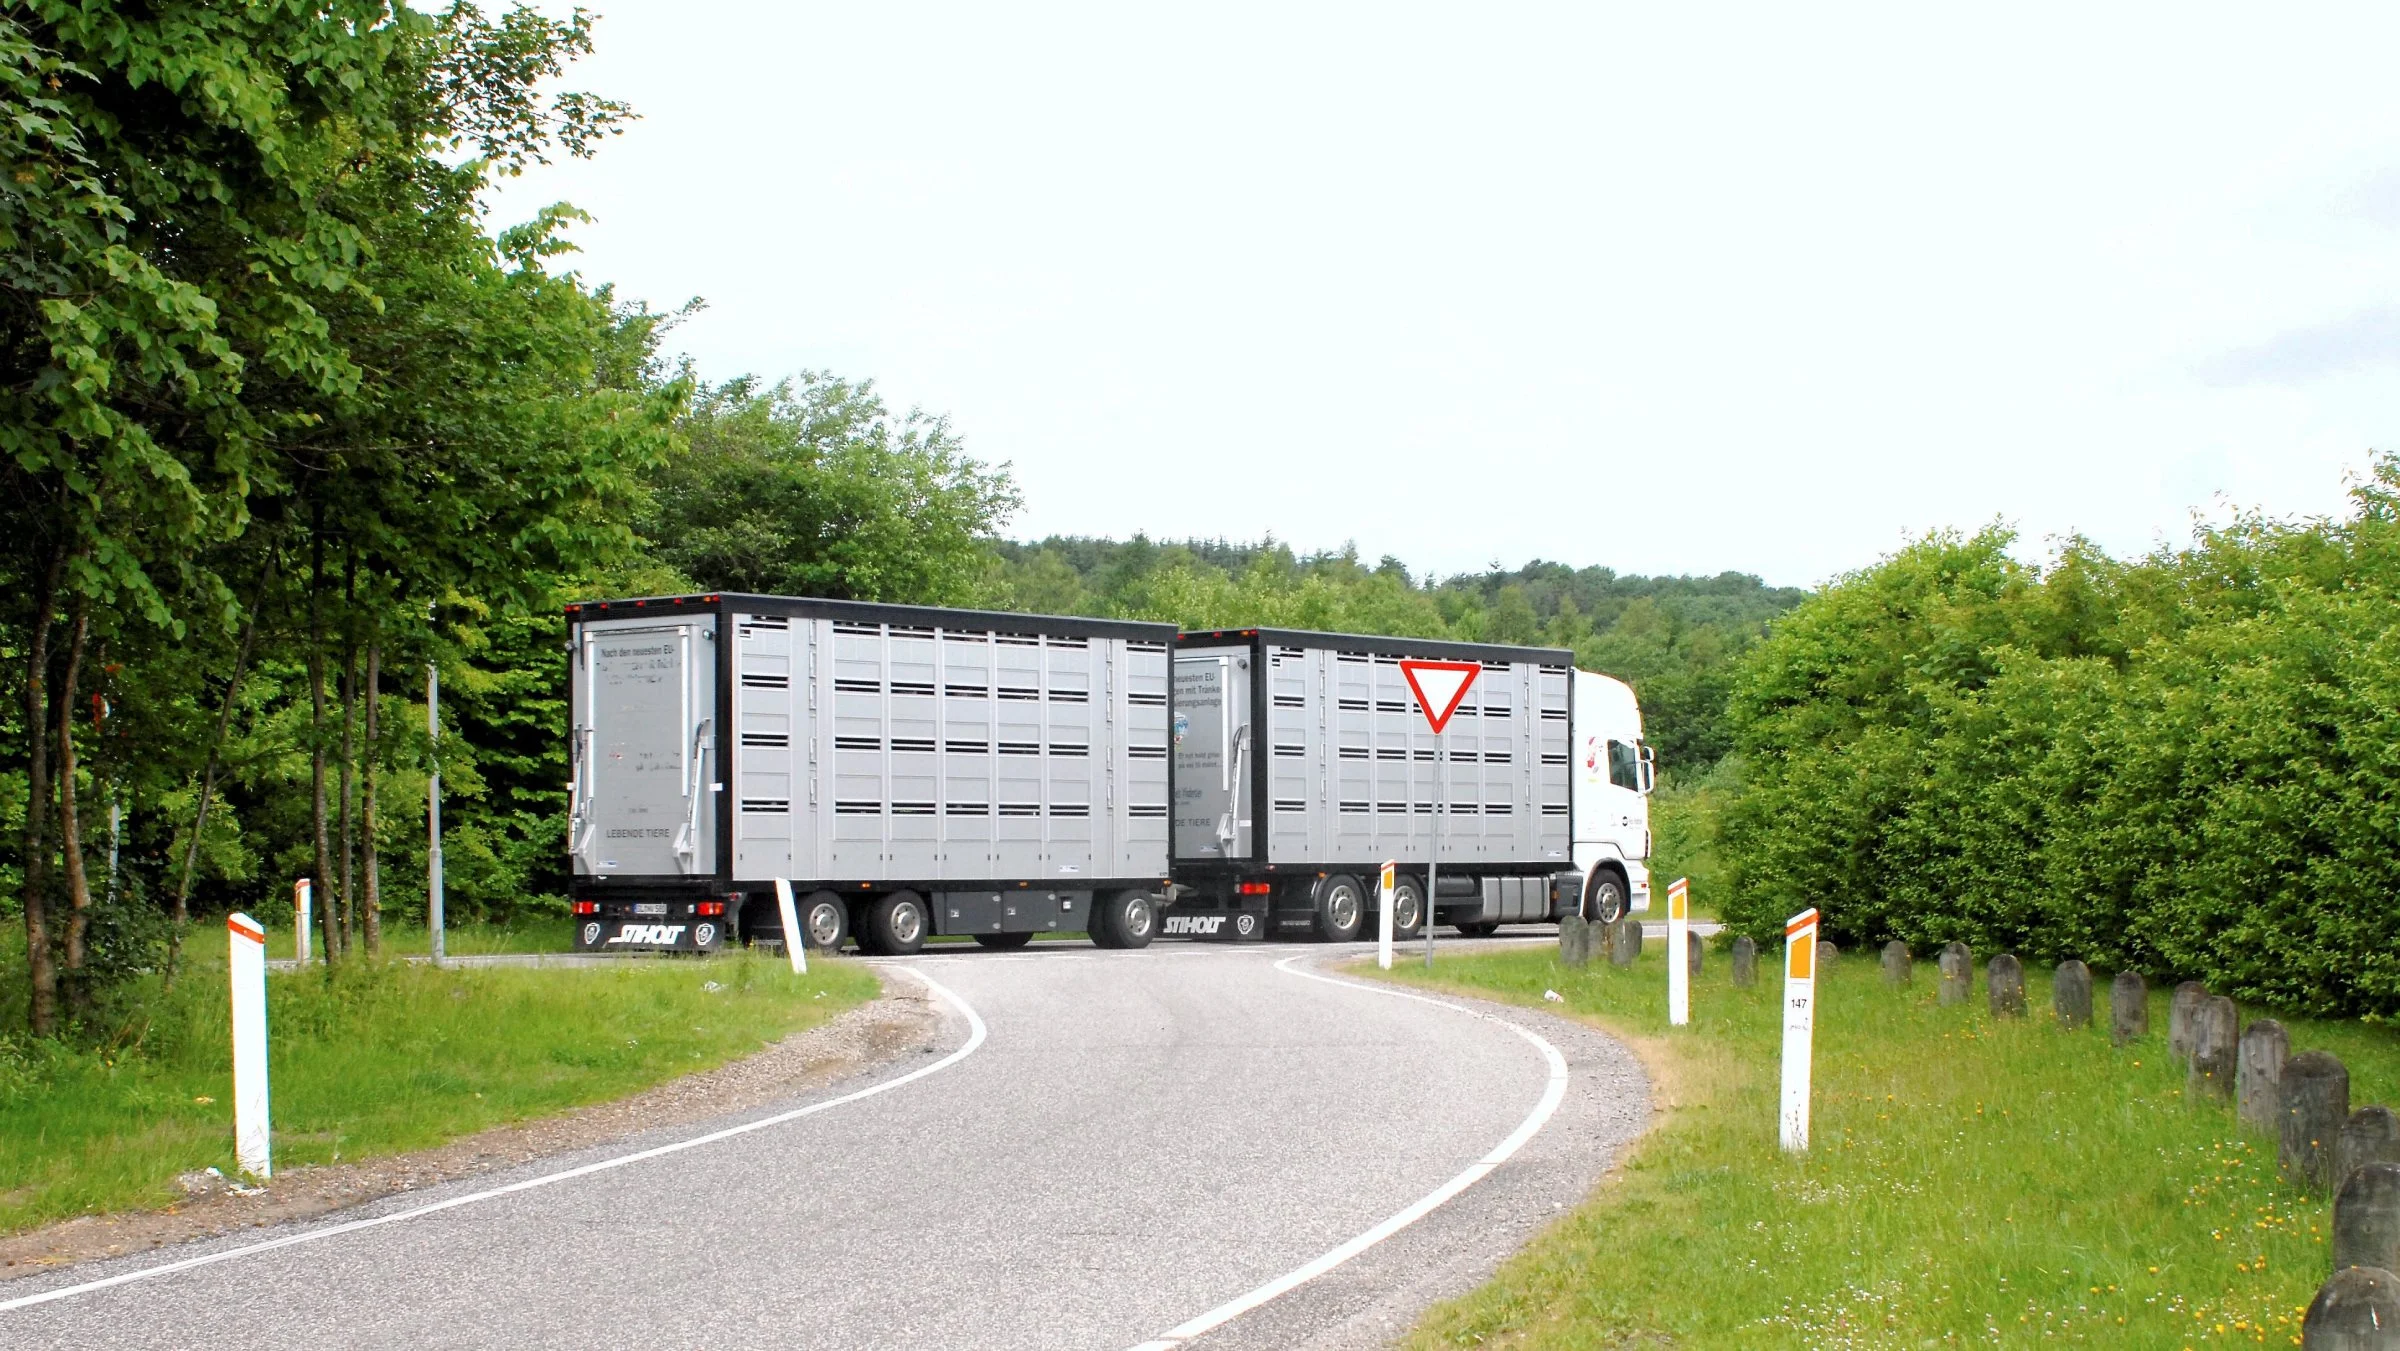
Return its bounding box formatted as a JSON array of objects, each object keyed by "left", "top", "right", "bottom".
[
  {"left": 568, "top": 594, "right": 1176, "bottom": 952},
  {"left": 1165, "top": 627, "right": 1580, "bottom": 938}
]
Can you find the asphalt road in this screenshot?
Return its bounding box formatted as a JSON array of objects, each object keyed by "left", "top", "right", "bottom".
[{"left": 2, "top": 938, "right": 1650, "bottom": 1350}]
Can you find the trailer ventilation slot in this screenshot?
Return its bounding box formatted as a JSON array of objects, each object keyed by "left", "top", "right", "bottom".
[
  {"left": 1337, "top": 746, "right": 1369, "bottom": 760},
  {"left": 1273, "top": 743, "right": 1305, "bottom": 758},
  {"left": 1273, "top": 799, "right": 1307, "bottom": 814},
  {"left": 890, "top": 625, "right": 935, "bottom": 636},
  {"left": 834, "top": 800, "right": 880, "bottom": 815},
  {"left": 998, "top": 741, "right": 1041, "bottom": 756},
  {"left": 1541, "top": 753, "right": 1569, "bottom": 765},
  {"left": 834, "top": 736, "right": 880, "bottom": 751},
  {"left": 946, "top": 802, "right": 991, "bottom": 816},
  {"left": 743, "top": 733, "right": 792, "bottom": 748},
  {"left": 1339, "top": 799, "right": 1371, "bottom": 814},
  {"left": 1450, "top": 705, "right": 1477, "bottom": 718},
  {"left": 832, "top": 622, "right": 882, "bottom": 636},
  {"left": 1373, "top": 654, "right": 1400, "bottom": 665},
  {"left": 1540, "top": 708, "right": 1568, "bottom": 721},
  {"left": 1127, "top": 691, "right": 1167, "bottom": 707},
  {"left": 1050, "top": 743, "right": 1089, "bottom": 758},
  {"left": 743, "top": 615, "right": 790, "bottom": 628},
  {"left": 1336, "top": 651, "right": 1371, "bottom": 664},
  {"left": 835, "top": 679, "right": 880, "bottom": 695},
  {"left": 1483, "top": 703, "right": 1512, "bottom": 717},
  {"left": 892, "top": 801, "right": 937, "bottom": 816},
  {"left": 890, "top": 681, "right": 936, "bottom": 697},
  {"left": 891, "top": 737, "right": 936, "bottom": 753},
  {"left": 945, "top": 684, "right": 989, "bottom": 699},
  {"left": 942, "top": 630, "right": 989, "bottom": 644},
  {"left": 1485, "top": 801, "right": 1514, "bottom": 814},
  {"left": 1414, "top": 749, "right": 1436, "bottom": 761},
  {"left": 1048, "top": 803, "right": 1090, "bottom": 817},
  {"left": 741, "top": 673, "right": 790, "bottom": 689},
  {"left": 1378, "top": 800, "right": 1407, "bottom": 813},
  {"left": 1127, "top": 803, "right": 1168, "bottom": 818},
  {"left": 1127, "top": 744, "right": 1168, "bottom": 760},
  {"left": 1336, "top": 698, "right": 1369, "bottom": 711},
  {"left": 1273, "top": 695, "right": 1306, "bottom": 708},
  {"left": 1127, "top": 641, "right": 1168, "bottom": 654},
  {"left": 999, "top": 802, "right": 1041, "bottom": 816},
  {"left": 998, "top": 686, "right": 1041, "bottom": 701},
  {"left": 1046, "top": 637, "right": 1089, "bottom": 649},
  {"left": 741, "top": 799, "right": 790, "bottom": 813},
  {"left": 1047, "top": 689, "right": 1089, "bottom": 703},
  {"left": 1277, "top": 647, "right": 1306, "bottom": 658},
  {"left": 947, "top": 740, "right": 990, "bottom": 755},
  {"left": 1542, "top": 803, "right": 1570, "bottom": 815},
  {"left": 1484, "top": 750, "right": 1513, "bottom": 763},
  {"left": 1376, "top": 748, "right": 1408, "bottom": 760},
  {"left": 1375, "top": 700, "right": 1410, "bottom": 713}
]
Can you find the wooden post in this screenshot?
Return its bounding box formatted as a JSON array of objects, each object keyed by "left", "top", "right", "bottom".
[
  {"left": 2239, "top": 1019, "right": 2290, "bottom": 1133},
  {"left": 1559, "top": 914, "right": 1591, "bottom": 969},
  {"left": 1881, "top": 941, "right": 1912, "bottom": 986},
  {"left": 2335, "top": 1164, "right": 2400, "bottom": 1279},
  {"left": 2285, "top": 1051, "right": 2354, "bottom": 1193},
  {"left": 1987, "top": 953, "right": 2026, "bottom": 1018},
  {"left": 2190, "top": 995, "right": 2239, "bottom": 1105},
  {"left": 2110, "top": 971, "right": 2149, "bottom": 1046},
  {"left": 1939, "top": 942, "right": 1971, "bottom": 1006},
  {"left": 2170, "top": 980, "right": 2208, "bottom": 1064},
  {"left": 2340, "top": 1108, "right": 2400, "bottom": 1194},
  {"left": 2303, "top": 1265, "right": 2400, "bottom": 1350},
  {"left": 1732, "top": 935, "right": 1757, "bottom": 987},
  {"left": 2053, "top": 960, "right": 2092, "bottom": 1029}
]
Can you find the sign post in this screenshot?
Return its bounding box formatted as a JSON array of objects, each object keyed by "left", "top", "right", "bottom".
[
  {"left": 228, "top": 912, "right": 271, "bottom": 1179},
  {"left": 428, "top": 660, "right": 446, "bottom": 968},
  {"left": 1781, "top": 907, "right": 1820, "bottom": 1153},
  {"left": 1667, "top": 876, "right": 1691, "bottom": 1026},
  {"left": 292, "top": 878, "right": 312, "bottom": 965},
  {"left": 1377, "top": 860, "right": 1396, "bottom": 970},
  {"left": 1398, "top": 660, "right": 1480, "bottom": 971},
  {"left": 773, "top": 877, "right": 808, "bottom": 975}
]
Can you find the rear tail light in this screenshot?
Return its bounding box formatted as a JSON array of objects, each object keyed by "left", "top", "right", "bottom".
[
  {"left": 697, "top": 901, "right": 726, "bottom": 917},
  {"left": 572, "top": 901, "right": 598, "bottom": 915},
  {"left": 1237, "top": 882, "right": 1273, "bottom": 896}
]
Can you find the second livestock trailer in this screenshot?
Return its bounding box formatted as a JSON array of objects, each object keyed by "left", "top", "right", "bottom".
[{"left": 566, "top": 594, "right": 1178, "bottom": 954}]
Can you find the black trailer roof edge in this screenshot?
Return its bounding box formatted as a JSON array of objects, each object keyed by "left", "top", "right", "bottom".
[
  {"left": 1172, "top": 626, "right": 1574, "bottom": 667},
  {"left": 563, "top": 592, "right": 1177, "bottom": 642}
]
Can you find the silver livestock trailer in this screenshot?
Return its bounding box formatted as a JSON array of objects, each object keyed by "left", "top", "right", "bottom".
[
  {"left": 566, "top": 594, "right": 1177, "bottom": 954},
  {"left": 1161, "top": 627, "right": 1589, "bottom": 942}
]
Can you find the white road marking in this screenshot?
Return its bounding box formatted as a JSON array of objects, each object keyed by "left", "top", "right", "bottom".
[
  {"left": 0, "top": 967, "right": 988, "bottom": 1316},
  {"left": 1125, "top": 954, "right": 1573, "bottom": 1350}
]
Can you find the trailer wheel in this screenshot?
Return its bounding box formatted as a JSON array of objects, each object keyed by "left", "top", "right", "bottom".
[
  {"left": 1389, "top": 876, "right": 1427, "bottom": 940},
  {"left": 799, "top": 891, "right": 850, "bottom": 951},
  {"left": 1091, "top": 890, "right": 1157, "bottom": 950},
  {"left": 864, "top": 891, "right": 928, "bottom": 956},
  {"left": 1454, "top": 920, "right": 1501, "bottom": 938},
  {"left": 972, "top": 932, "right": 1034, "bottom": 949},
  {"left": 1312, "top": 874, "right": 1367, "bottom": 943},
  {"left": 1583, "top": 869, "right": 1629, "bottom": 924}
]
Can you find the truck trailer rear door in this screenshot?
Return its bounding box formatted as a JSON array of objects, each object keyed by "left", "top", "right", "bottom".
[
  {"left": 1172, "top": 653, "right": 1250, "bottom": 860},
  {"left": 572, "top": 621, "right": 718, "bottom": 879}
]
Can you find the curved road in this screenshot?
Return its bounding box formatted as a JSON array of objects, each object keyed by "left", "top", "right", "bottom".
[{"left": 1, "top": 941, "right": 1648, "bottom": 1350}]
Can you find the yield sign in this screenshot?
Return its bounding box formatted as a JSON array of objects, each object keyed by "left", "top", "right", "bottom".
[{"left": 1398, "top": 660, "right": 1481, "bottom": 734}]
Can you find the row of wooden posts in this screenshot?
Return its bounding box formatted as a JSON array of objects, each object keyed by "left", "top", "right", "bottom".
[{"left": 1554, "top": 918, "right": 2400, "bottom": 1348}]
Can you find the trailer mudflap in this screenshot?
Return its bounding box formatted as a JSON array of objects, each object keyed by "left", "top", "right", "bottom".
[
  {"left": 575, "top": 916, "right": 727, "bottom": 953},
  {"left": 1158, "top": 909, "right": 1268, "bottom": 941}
]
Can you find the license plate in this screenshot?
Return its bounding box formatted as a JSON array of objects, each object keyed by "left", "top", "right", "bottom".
[{"left": 633, "top": 903, "right": 668, "bottom": 917}]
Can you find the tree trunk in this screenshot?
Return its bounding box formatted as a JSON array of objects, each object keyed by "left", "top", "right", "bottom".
[
  {"left": 20, "top": 542, "right": 63, "bottom": 1037},
  {"left": 55, "top": 597, "right": 92, "bottom": 1019},
  {"left": 362, "top": 633, "right": 382, "bottom": 957},
  {"left": 167, "top": 600, "right": 261, "bottom": 989},
  {"left": 308, "top": 520, "right": 336, "bottom": 969}
]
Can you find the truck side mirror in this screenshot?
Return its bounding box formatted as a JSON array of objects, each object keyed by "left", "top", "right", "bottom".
[{"left": 1638, "top": 744, "right": 1657, "bottom": 794}]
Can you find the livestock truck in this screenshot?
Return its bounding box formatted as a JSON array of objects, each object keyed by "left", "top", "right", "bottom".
[
  {"left": 1160, "top": 627, "right": 1654, "bottom": 942},
  {"left": 565, "top": 594, "right": 1179, "bottom": 954}
]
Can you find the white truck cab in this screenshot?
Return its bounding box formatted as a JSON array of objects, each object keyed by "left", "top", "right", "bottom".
[{"left": 1570, "top": 669, "right": 1654, "bottom": 921}]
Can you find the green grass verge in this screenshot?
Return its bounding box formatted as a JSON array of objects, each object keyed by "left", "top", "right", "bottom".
[
  {"left": 174, "top": 916, "right": 576, "bottom": 963},
  {"left": 0, "top": 950, "right": 877, "bottom": 1234},
  {"left": 1374, "top": 945, "right": 2400, "bottom": 1348}
]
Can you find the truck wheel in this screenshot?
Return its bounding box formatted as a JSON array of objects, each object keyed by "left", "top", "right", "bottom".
[
  {"left": 1390, "top": 876, "right": 1427, "bottom": 940},
  {"left": 1454, "top": 920, "right": 1501, "bottom": 938},
  {"left": 972, "top": 932, "right": 1034, "bottom": 950},
  {"left": 1584, "top": 870, "right": 1629, "bottom": 924},
  {"left": 801, "top": 891, "right": 850, "bottom": 951},
  {"left": 1092, "top": 890, "right": 1157, "bottom": 950},
  {"left": 1313, "top": 875, "right": 1366, "bottom": 942},
  {"left": 864, "top": 891, "right": 928, "bottom": 956}
]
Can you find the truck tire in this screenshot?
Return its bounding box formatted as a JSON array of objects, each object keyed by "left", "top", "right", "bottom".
[
  {"left": 972, "top": 932, "right": 1034, "bottom": 949},
  {"left": 1091, "top": 890, "right": 1157, "bottom": 950},
  {"left": 1389, "top": 876, "right": 1427, "bottom": 940},
  {"left": 864, "top": 891, "right": 928, "bottom": 956},
  {"left": 1313, "top": 874, "right": 1366, "bottom": 943},
  {"left": 1455, "top": 920, "right": 1501, "bottom": 938},
  {"left": 1584, "top": 869, "right": 1629, "bottom": 924},
  {"left": 801, "top": 891, "right": 850, "bottom": 951}
]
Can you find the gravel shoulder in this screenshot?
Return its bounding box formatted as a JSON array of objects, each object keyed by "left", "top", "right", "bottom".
[{"left": 0, "top": 986, "right": 938, "bottom": 1281}]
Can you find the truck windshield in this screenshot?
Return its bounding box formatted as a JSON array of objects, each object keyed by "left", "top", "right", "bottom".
[{"left": 1608, "top": 739, "right": 1642, "bottom": 791}]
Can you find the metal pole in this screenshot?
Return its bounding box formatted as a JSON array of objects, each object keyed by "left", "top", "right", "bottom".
[
  {"left": 1424, "top": 733, "right": 1442, "bottom": 969},
  {"left": 427, "top": 661, "right": 445, "bottom": 967}
]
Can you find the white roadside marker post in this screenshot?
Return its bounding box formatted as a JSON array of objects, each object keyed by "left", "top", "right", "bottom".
[
  {"left": 1667, "top": 876, "right": 1691, "bottom": 1026},
  {"left": 227, "top": 912, "right": 272, "bottom": 1179},
  {"left": 1781, "top": 907, "right": 1820, "bottom": 1153},
  {"left": 773, "top": 878, "right": 808, "bottom": 975},
  {"left": 1377, "top": 860, "right": 1396, "bottom": 971},
  {"left": 293, "top": 878, "right": 312, "bottom": 965}
]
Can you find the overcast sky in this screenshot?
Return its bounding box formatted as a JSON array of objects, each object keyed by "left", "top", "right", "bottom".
[{"left": 486, "top": 3, "right": 2400, "bottom": 587}]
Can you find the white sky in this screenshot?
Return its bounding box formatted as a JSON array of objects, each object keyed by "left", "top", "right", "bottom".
[{"left": 486, "top": 3, "right": 2400, "bottom": 587}]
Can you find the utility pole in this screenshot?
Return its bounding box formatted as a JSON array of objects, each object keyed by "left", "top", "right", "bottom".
[{"left": 427, "top": 660, "right": 445, "bottom": 966}]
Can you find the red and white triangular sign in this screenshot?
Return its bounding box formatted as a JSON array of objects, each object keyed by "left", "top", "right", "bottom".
[{"left": 1398, "top": 659, "right": 1481, "bottom": 734}]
